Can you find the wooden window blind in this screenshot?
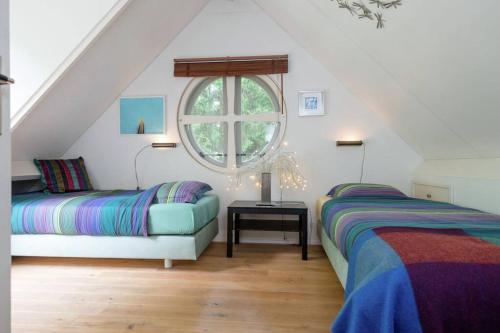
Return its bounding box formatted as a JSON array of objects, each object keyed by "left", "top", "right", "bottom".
[{"left": 174, "top": 55, "right": 288, "bottom": 77}]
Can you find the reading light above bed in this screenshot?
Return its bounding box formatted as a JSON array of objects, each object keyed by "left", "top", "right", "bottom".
[
  {"left": 152, "top": 142, "right": 177, "bottom": 149},
  {"left": 135, "top": 142, "right": 177, "bottom": 190},
  {"left": 336, "top": 140, "right": 364, "bottom": 146}
]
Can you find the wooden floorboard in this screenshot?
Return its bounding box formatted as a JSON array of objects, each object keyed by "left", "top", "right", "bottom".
[{"left": 12, "top": 242, "right": 344, "bottom": 333}]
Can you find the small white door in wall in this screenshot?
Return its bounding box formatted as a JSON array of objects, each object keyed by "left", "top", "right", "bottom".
[{"left": 413, "top": 183, "right": 451, "bottom": 203}]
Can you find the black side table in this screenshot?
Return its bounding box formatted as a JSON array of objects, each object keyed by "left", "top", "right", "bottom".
[{"left": 226, "top": 201, "right": 308, "bottom": 260}]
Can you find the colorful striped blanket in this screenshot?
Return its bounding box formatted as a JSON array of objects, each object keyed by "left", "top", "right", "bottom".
[
  {"left": 12, "top": 185, "right": 162, "bottom": 236},
  {"left": 322, "top": 196, "right": 500, "bottom": 332}
]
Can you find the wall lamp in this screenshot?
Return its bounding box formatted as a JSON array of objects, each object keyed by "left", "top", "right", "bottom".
[
  {"left": 135, "top": 142, "right": 177, "bottom": 190},
  {"left": 152, "top": 142, "right": 177, "bottom": 149},
  {"left": 336, "top": 140, "right": 364, "bottom": 146}
]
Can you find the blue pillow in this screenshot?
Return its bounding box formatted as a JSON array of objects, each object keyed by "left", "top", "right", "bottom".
[{"left": 156, "top": 181, "right": 212, "bottom": 204}]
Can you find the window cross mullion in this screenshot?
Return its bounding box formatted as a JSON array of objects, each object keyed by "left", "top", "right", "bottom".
[{"left": 226, "top": 77, "right": 237, "bottom": 170}]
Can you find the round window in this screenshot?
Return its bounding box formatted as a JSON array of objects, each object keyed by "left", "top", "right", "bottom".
[{"left": 178, "top": 76, "right": 286, "bottom": 173}]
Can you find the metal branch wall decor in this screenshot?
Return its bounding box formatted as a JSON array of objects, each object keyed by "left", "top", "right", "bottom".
[{"left": 332, "top": 0, "right": 403, "bottom": 29}]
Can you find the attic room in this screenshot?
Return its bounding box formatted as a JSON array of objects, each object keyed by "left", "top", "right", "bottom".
[{"left": 1, "top": 0, "right": 499, "bottom": 332}]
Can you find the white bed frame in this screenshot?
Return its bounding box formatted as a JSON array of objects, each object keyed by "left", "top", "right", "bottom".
[
  {"left": 319, "top": 223, "right": 348, "bottom": 288},
  {"left": 12, "top": 218, "right": 218, "bottom": 268},
  {"left": 316, "top": 196, "right": 348, "bottom": 288}
]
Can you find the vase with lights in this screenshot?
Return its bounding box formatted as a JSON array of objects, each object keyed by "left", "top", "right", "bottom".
[{"left": 227, "top": 143, "right": 307, "bottom": 205}]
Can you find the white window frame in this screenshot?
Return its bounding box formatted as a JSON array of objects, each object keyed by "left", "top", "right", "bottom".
[{"left": 178, "top": 75, "right": 287, "bottom": 174}]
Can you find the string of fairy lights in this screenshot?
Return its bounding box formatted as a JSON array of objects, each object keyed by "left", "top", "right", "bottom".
[{"left": 226, "top": 142, "right": 308, "bottom": 193}]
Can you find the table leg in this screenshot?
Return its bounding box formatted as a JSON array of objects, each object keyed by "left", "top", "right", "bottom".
[
  {"left": 301, "top": 212, "right": 308, "bottom": 260},
  {"left": 298, "top": 217, "right": 302, "bottom": 246},
  {"left": 235, "top": 213, "right": 240, "bottom": 244},
  {"left": 227, "top": 210, "right": 233, "bottom": 257}
]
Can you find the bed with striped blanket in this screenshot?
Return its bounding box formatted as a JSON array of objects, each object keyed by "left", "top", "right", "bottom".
[
  {"left": 321, "top": 188, "right": 500, "bottom": 332},
  {"left": 11, "top": 183, "right": 220, "bottom": 267}
]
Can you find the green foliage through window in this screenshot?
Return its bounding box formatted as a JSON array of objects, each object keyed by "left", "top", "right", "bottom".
[
  {"left": 240, "top": 77, "right": 274, "bottom": 115},
  {"left": 190, "top": 78, "right": 224, "bottom": 115},
  {"left": 187, "top": 123, "right": 226, "bottom": 164},
  {"left": 237, "top": 121, "right": 279, "bottom": 164}
]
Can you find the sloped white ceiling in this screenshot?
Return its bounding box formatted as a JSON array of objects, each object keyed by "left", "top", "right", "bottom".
[
  {"left": 12, "top": 0, "right": 208, "bottom": 160},
  {"left": 10, "top": 0, "right": 119, "bottom": 115},
  {"left": 255, "top": 0, "right": 500, "bottom": 159},
  {"left": 13, "top": 0, "right": 500, "bottom": 160}
]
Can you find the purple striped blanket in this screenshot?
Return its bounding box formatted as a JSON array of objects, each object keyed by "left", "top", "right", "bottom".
[{"left": 12, "top": 185, "right": 162, "bottom": 236}]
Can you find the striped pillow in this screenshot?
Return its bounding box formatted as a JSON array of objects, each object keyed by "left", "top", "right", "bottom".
[
  {"left": 156, "top": 181, "right": 212, "bottom": 204},
  {"left": 34, "top": 157, "right": 93, "bottom": 193},
  {"left": 328, "top": 183, "right": 407, "bottom": 199}
]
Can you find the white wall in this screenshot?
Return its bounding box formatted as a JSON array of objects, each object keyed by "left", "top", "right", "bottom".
[
  {"left": 0, "top": 0, "right": 11, "bottom": 330},
  {"left": 65, "top": 0, "right": 422, "bottom": 244},
  {"left": 10, "top": 0, "right": 118, "bottom": 115},
  {"left": 414, "top": 159, "right": 500, "bottom": 214}
]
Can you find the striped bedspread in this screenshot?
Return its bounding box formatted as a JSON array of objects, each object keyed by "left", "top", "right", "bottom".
[
  {"left": 12, "top": 185, "right": 161, "bottom": 236},
  {"left": 321, "top": 196, "right": 500, "bottom": 332}
]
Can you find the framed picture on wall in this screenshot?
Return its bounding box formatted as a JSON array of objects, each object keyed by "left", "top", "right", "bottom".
[
  {"left": 298, "top": 91, "right": 325, "bottom": 116},
  {"left": 119, "top": 96, "right": 166, "bottom": 135}
]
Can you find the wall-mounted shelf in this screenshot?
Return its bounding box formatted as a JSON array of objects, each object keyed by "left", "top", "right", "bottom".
[
  {"left": 12, "top": 175, "right": 40, "bottom": 181},
  {"left": 12, "top": 161, "right": 41, "bottom": 182}
]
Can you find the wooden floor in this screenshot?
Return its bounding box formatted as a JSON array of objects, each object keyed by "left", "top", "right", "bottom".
[{"left": 12, "top": 243, "right": 344, "bottom": 333}]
